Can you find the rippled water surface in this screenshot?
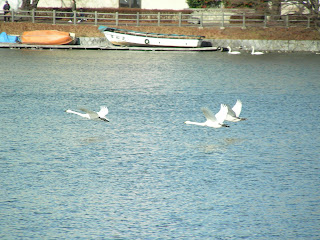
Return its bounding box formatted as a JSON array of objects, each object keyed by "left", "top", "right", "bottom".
[{"left": 1, "top": 49, "right": 319, "bottom": 239}]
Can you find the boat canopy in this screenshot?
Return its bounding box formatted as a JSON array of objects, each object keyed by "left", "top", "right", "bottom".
[{"left": 0, "top": 32, "right": 18, "bottom": 43}]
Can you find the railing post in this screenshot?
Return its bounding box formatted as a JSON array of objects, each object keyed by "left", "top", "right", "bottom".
[
  {"left": 116, "top": 12, "right": 119, "bottom": 26},
  {"left": 94, "top": 11, "right": 98, "bottom": 25},
  {"left": 178, "top": 12, "right": 182, "bottom": 27},
  {"left": 220, "top": 12, "right": 225, "bottom": 29},
  {"left": 285, "top": 15, "right": 289, "bottom": 28},
  {"left": 53, "top": 10, "right": 56, "bottom": 25},
  {"left": 242, "top": 12, "right": 246, "bottom": 29},
  {"left": 307, "top": 16, "right": 310, "bottom": 28},
  {"left": 73, "top": 10, "right": 76, "bottom": 24},
  {"left": 158, "top": 12, "right": 160, "bottom": 26},
  {"left": 264, "top": 13, "right": 267, "bottom": 28},
  {"left": 32, "top": 9, "right": 35, "bottom": 23},
  {"left": 200, "top": 12, "right": 203, "bottom": 27},
  {"left": 136, "top": 12, "right": 139, "bottom": 26},
  {"left": 11, "top": 10, "right": 14, "bottom": 22}
]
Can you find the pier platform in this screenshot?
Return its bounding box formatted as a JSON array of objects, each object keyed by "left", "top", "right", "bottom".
[{"left": 0, "top": 43, "right": 217, "bottom": 51}]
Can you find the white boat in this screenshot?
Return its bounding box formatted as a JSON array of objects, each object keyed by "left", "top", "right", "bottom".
[{"left": 99, "top": 26, "right": 204, "bottom": 48}]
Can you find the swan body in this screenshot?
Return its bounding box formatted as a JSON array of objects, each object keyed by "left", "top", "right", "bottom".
[
  {"left": 227, "top": 46, "right": 241, "bottom": 55},
  {"left": 66, "top": 106, "right": 109, "bottom": 122},
  {"left": 251, "top": 46, "right": 264, "bottom": 55},
  {"left": 225, "top": 100, "right": 247, "bottom": 122},
  {"left": 185, "top": 104, "right": 230, "bottom": 128}
]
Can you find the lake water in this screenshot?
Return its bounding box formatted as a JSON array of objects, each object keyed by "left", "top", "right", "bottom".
[{"left": 0, "top": 49, "right": 319, "bottom": 239}]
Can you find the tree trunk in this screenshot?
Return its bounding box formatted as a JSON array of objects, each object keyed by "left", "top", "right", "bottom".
[
  {"left": 21, "top": 0, "right": 40, "bottom": 10},
  {"left": 295, "top": 0, "right": 320, "bottom": 27},
  {"left": 32, "top": 0, "right": 40, "bottom": 9},
  {"left": 270, "top": 0, "right": 281, "bottom": 20}
]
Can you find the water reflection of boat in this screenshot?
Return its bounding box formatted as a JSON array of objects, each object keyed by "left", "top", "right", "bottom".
[
  {"left": 21, "top": 30, "right": 75, "bottom": 45},
  {"left": 99, "top": 26, "right": 204, "bottom": 48}
]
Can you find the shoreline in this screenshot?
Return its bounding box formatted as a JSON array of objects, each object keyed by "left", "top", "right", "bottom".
[
  {"left": 78, "top": 37, "right": 320, "bottom": 52},
  {"left": 1, "top": 22, "right": 320, "bottom": 51},
  {"left": 1, "top": 22, "right": 320, "bottom": 40},
  {"left": 1, "top": 38, "right": 320, "bottom": 52},
  {"left": 209, "top": 39, "right": 320, "bottom": 52}
]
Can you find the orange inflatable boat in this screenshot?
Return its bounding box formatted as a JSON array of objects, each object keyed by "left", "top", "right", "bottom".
[{"left": 21, "top": 30, "right": 75, "bottom": 45}]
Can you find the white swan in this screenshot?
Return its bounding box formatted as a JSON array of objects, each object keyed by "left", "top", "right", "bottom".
[
  {"left": 227, "top": 46, "right": 241, "bottom": 55},
  {"left": 251, "top": 46, "right": 264, "bottom": 55},
  {"left": 66, "top": 106, "right": 109, "bottom": 122},
  {"left": 185, "top": 104, "right": 230, "bottom": 128},
  {"left": 225, "top": 100, "right": 247, "bottom": 122}
]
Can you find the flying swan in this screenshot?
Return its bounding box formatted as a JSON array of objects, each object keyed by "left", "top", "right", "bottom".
[
  {"left": 66, "top": 106, "right": 109, "bottom": 122},
  {"left": 225, "top": 100, "right": 247, "bottom": 122},
  {"left": 185, "top": 104, "right": 230, "bottom": 128},
  {"left": 227, "top": 46, "right": 241, "bottom": 55},
  {"left": 251, "top": 46, "right": 264, "bottom": 55}
]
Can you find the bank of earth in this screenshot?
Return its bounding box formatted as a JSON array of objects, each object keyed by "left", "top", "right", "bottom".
[
  {"left": 2, "top": 22, "right": 320, "bottom": 51},
  {"left": 1, "top": 22, "right": 320, "bottom": 40}
]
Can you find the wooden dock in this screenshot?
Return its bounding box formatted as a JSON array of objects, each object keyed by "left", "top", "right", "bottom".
[
  {"left": 0, "top": 43, "right": 217, "bottom": 51},
  {"left": 0, "top": 43, "right": 108, "bottom": 50}
]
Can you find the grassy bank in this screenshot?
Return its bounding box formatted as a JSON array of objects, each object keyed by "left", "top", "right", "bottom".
[{"left": 1, "top": 22, "right": 320, "bottom": 40}]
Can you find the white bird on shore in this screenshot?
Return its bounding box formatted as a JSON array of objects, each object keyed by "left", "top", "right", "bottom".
[
  {"left": 66, "top": 106, "right": 109, "bottom": 122},
  {"left": 225, "top": 100, "right": 247, "bottom": 122},
  {"left": 185, "top": 104, "right": 230, "bottom": 128},
  {"left": 251, "top": 46, "right": 264, "bottom": 55},
  {"left": 227, "top": 46, "right": 241, "bottom": 55}
]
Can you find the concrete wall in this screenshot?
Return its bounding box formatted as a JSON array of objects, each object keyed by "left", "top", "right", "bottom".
[
  {"left": 37, "top": 0, "right": 188, "bottom": 10},
  {"left": 189, "top": 8, "right": 252, "bottom": 25},
  {"left": 78, "top": 37, "right": 320, "bottom": 52},
  {"left": 210, "top": 39, "right": 320, "bottom": 52},
  {"left": 142, "top": 0, "right": 188, "bottom": 10},
  {"left": 78, "top": 37, "right": 108, "bottom": 47},
  {"left": 37, "top": 0, "right": 118, "bottom": 9}
]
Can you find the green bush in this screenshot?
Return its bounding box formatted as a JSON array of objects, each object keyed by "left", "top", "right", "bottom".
[{"left": 186, "top": 0, "right": 222, "bottom": 8}]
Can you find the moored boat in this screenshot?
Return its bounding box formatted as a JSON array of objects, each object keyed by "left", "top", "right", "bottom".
[
  {"left": 21, "top": 30, "right": 75, "bottom": 45},
  {"left": 99, "top": 26, "right": 204, "bottom": 48}
]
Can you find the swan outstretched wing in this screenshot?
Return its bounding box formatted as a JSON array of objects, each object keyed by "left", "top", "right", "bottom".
[
  {"left": 215, "top": 104, "right": 228, "bottom": 124},
  {"left": 232, "top": 100, "right": 242, "bottom": 117},
  {"left": 79, "top": 108, "right": 99, "bottom": 119},
  {"left": 201, "top": 107, "right": 217, "bottom": 122},
  {"left": 186, "top": 106, "right": 229, "bottom": 128},
  {"left": 98, "top": 106, "right": 109, "bottom": 117},
  {"left": 226, "top": 104, "right": 236, "bottom": 117}
]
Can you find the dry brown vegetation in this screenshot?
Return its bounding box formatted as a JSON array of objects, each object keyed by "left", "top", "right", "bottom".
[
  {"left": 121, "top": 26, "right": 320, "bottom": 40},
  {"left": 0, "top": 22, "right": 105, "bottom": 37},
  {"left": 1, "top": 22, "right": 320, "bottom": 40}
]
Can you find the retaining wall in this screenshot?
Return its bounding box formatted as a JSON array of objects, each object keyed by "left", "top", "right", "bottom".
[
  {"left": 210, "top": 39, "right": 320, "bottom": 52},
  {"left": 78, "top": 37, "right": 108, "bottom": 47},
  {"left": 78, "top": 37, "right": 320, "bottom": 52}
]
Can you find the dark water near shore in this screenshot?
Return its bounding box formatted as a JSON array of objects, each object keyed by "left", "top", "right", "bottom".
[{"left": 0, "top": 49, "right": 319, "bottom": 239}]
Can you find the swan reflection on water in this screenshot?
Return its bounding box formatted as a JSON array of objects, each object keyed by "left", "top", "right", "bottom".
[
  {"left": 198, "top": 138, "right": 245, "bottom": 154},
  {"left": 79, "top": 136, "right": 106, "bottom": 145}
]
